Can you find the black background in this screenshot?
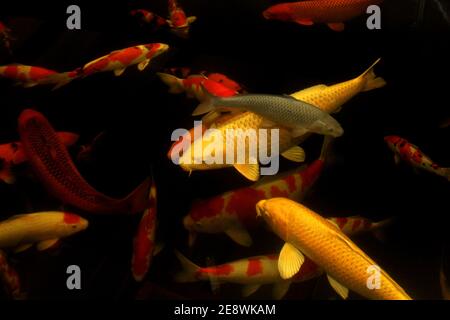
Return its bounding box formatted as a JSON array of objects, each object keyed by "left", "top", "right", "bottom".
[{"left": 0, "top": 0, "right": 449, "bottom": 300}]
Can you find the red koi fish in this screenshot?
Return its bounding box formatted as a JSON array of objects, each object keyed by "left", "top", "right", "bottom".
[
  {"left": 130, "top": 9, "right": 168, "bottom": 29},
  {"left": 0, "top": 132, "right": 79, "bottom": 184},
  {"left": 167, "top": 0, "right": 197, "bottom": 37},
  {"left": 157, "top": 73, "right": 238, "bottom": 101},
  {"left": 0, "top": 250, "right": 22, "bottom": 300},
  {"left": 175, "top": 251, "right": 323, "bottom": 299},
  {"left": 183, "top": 137, "right": 331, "bottom": 247},
  {"left": 263, "top": 0, "right": 383, "bottom": 32},
  {"left": 81, "top": 43, "right": 169, "bottom": 77},
  {"left": 0, "top": 64, "right": 80, "bottom": 90},
  {"left": 132, "top": 179, "right": 158, "bottom": 282},
  {"left": 385, "top": 135, "right": 450, "bottom": 181},
  {"left": 18, "top": 109, "right": 151, "bottom": 214},
  {"left": 0, "top": 21, "right": 12, "bottom": 53}
]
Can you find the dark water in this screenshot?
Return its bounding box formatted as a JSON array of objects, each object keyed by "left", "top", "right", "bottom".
[{"left": 0, "top": 0, "right": 449, "bottom": 300}]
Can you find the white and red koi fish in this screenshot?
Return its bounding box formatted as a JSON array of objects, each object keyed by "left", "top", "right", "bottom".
[
  {"left": 130, "top": 9, "right": 168, "bottom": 29},
  {"left": 385, "top": 135, "right": 450, "bottom": 181},
  {"left": 0, "top": 250, "right": 22, "bottom": 299},
  {"left": 0, "top": 132, "right": 79, "bottom": 184},
  {"left": 175, "top": 251, "right": 323, "bottom": 299},
  {"left": 183, "top": 137, "right": 331, "bottom": 247},
  {"left": 80, "top": 43, "right": 169, "bottom": 77},
  {"left": 167, "top": 0, "right": 197, "bottom": 38},
  {"left": 263, "top": 0, "right": 384, "bottom": 32},
  {"left": 0, "top": 21, "right": 13, "bottom": 53},
  {"left": 0, "top": 212, "right": 88, "bottom": 252},
  {"left": 157, "top": 72, "right": 238, "bottom": 101},
  {"left": 132, "top": 179, "right": 158, "bottom": 282},
  {"left": 0, "top": 64, "right": 80, "bottom": 90}
]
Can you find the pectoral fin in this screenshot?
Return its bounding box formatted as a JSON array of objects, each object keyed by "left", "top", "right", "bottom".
[
  {"left": 327, "top": 274, "right": 349, "bottom": 299},
  {"left": 138, "top": 59, "right": 150, "bottom": 71},
  {"left": 37, "top": 239, "right": 59, "bottom": 251},
  {"left": 272, "top": 281, "right": 292, "bottom": 300},
  {"left": 14, "top": 244, "right": 33, "bottom": 253},
  {"left": 224, "top": 225, "right": 252, "bottom": 247},
  {"left": 278, "top": 243, "right": 305, "bottom": 279},
  {"left": 187, "top": 16, "right": 197, "bottom": 24},
  {"left": 234, "top": 163, "right": 260, "bottom": 181},
  {"left": 113, "top": 68, "right": 126, "bottom": 76},
  {"left": 294, "top": 19, "right": 314, "bottom": 26},
  {"left": 281, "top": 146, "right": 305, "bottom": 163},
  {"left": 242, "top": 284, "right": 261, "bottom": 297},
  {"left": 327, "top": 22, "right": 345, "bottom": 32}
]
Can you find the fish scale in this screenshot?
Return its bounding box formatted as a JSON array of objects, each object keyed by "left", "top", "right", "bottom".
[{"left": 259, "top": 198, "right": 411, "bottom": 300}]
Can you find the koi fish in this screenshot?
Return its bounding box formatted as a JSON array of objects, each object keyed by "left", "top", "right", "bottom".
[
  {"left": 0, "top": 21, "right": 12, "bottom": 53},
  {"left": 256, "top": 198, "right": 412, "bottom": 300},
  {"left": 0, "top": 132, "right": 79, "bottom": 184},
  {"left": 174, "top": 251, "right": 323, "bottom": 299},
  {"left": 290, "top": 59, "right": 386, "bottom": 114},
  {"left": 206, "top": 73, "right": 244, "bottom": 93},
  {"left": 81, "top": 43, "right": 169, "bottom": 77},
  {"left": 130, "top": 9, "right": 168, "bottom": 29},
  {"left": 18, "top": 109, "right": 151, "bottom": 214},
  {"left": 0, "top": 250, "right": 22, "bottom": 299},
  {"left": 157, "top": 73, "right": 237, "bottom": 101},
  {"left": 183, "top": 137, "right": 331, "bottom": 246},
  {"left": 0, "top": 212, "right": 88, "bottom": 252},
  {"left": 192, "top": 88, "right": 344, "bottom": 139},
  {"left": 263, "top": 0, "right": 384, "bottom": 32},
  {"left": 132, "top": 179, "right": 158, "bottom": 282},
  {"left": 384, "top": 135, "right": 450, "bottom": 181},
  {"left": 0, "top": 64, "right": 80, "bottom": 90},
  {"left": 167, "top": 0, "right": 197, "bottom": 38}
]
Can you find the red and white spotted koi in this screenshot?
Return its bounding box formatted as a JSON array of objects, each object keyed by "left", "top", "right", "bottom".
[
  {"left": 0, "top": 132, "right": 79, "bottom": 184},
  {"left": 174, "top": 251, "right": 323, "bottom": 299},
  {"left": 80, "top": 43, "right": 169, "bottom": 77},
  {"left": 385, "top": 135, "right": 450, "bottom": 181},
  {"left": 131, "top": 179, "right": 158, "bottom": 282},
  {"left": 167, "top": 0, "right": 196, "bottom": 38},
  {"left": 183, "top": 137, "right": 331, "bottom": 247}
]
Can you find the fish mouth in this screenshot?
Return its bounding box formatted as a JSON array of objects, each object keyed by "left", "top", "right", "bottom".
[{"left": 255, "top": 200, "right": 267, "bottom": 218}]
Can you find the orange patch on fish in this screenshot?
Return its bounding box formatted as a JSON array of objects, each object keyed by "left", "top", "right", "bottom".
[
  {"left": 202, "top": 264, "right": 234, "bottom": 276},
  {"left": 109, "top": 47, "right": 143, "bottom": 65},
  {"left": 300, "top": 160, "right": 324, "bottom": 191},
  {"left": 335, "top": 217, "right": 348, "bottom": 229},
  {"left": 63, "top": 212, "right": 81, "bottom": 224}
]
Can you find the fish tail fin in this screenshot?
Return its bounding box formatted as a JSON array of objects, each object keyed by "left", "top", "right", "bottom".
[
  {"left": 46, "top": 69, "right": 81, "bottom": 90},
  {"left": 126, "top": 177, "right": 152, "bottom": 214},
  {"left": 359, "top": 58, "right": 386, "bottom": 92},
  {"left": 174, "top": 250, "right": 201, "bottom": 282},
  {"left": 156, "top": 72, "right": 184, "bottom": 94}
]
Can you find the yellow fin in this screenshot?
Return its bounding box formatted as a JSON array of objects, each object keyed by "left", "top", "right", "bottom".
[
  {"left": 37, "top": 239, "right": 59, "bottom": 251},
  {"left": 187, "top": 16, "right": 197, "bottom": 24},
  {"left": 242, "top": 284, "right": 261, "bottom": 297},
  {"left": 114, "top": 68, "right": 126, "bottom": 76},
  {"left": 138, "top": 59, "right": 150, "bottom": 71},
  {"left": 234, "top": 163, "right": 260, "bottom": 181},
  {"left": 327, "top": 274, "right": 349, "bottom": 299},
  {"left": 157, "top": 72, "right": 184, "bottom": 94},
  {"left": 278, "top": 243, "right": 305, "bottom": 280},
  {"left": 14, "top": 244, "right": 33, "bottom": 253},
  {"left": 359, "top": 58, "right": 386, "bottom": 92},
  {"left": 224, "top": 225, "right": 252, "bottom": 247},
  {"left": 281, "top": 146, "right": 305, "bottom": 163}
]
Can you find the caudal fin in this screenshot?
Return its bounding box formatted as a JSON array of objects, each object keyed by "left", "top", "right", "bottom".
[
  {"left": 157, "top": 72, "right": 184, "bottom": 94},
  {"left": 44, "top": 69, "right": 81, "bottom": 90},
  {"left": 125, "top": 177, "right": 152, "bottom": 214},
  {"left": 174, "top": 250, "right": 201, "bottom": 282},
  {"left": 359, "top": 58, "right": 386, "bottom": 92}
]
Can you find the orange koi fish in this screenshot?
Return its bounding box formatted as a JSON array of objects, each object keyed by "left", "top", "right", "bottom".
[
  {"left": 132, "top": 179, "right": 158, "bottom": 282},
  {"left": 175, "top": 251, "right": 322, "bottom": 299},
  {"left": 0, "top": 132, "right": 79, "bottom": 184},
  {"left": 263, "top": 0, "right": 384, "bottom": 32},
  {"left": 385, "top": 135, "right": 450, "bottom": 181},
  {"left": 18, "top": 109, "right": 151, "bottom": 214},
  {"left": 81, "top": 43, "right": 169, "bottom": 77}
]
